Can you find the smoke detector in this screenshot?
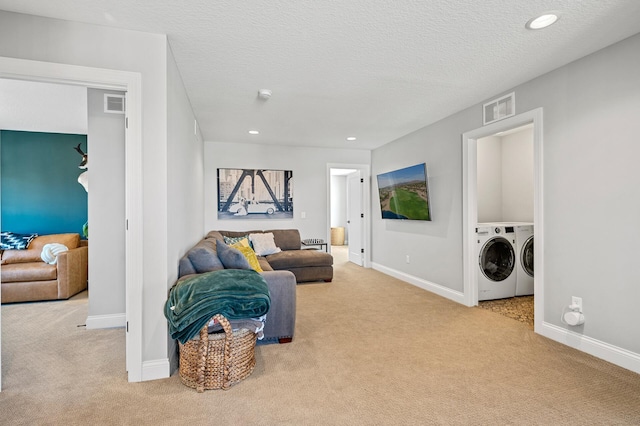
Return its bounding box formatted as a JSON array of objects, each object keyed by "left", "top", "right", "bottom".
[{"left": 258, "top": 89, "right": 272, "bottom": 100}]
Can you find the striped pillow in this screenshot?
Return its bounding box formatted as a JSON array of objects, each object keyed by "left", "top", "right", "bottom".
[
  {"left": 0, "top": 232, "right": 38, "bottom": 250},
  {"left": 223, "top": 235, "right": 250, "bottom": 247}
]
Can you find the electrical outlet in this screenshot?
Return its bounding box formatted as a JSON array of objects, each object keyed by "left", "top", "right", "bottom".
[
  {"left": 405, "top": 255, "right": 410, "bottom": 264},
  {"left": 571, "top": 296, "right": 583, "bottom": 312}
]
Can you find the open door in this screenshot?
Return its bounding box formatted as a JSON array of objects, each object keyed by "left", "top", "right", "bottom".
[{"left": 347, "top": 171, "right": 363, "bottom": 266}]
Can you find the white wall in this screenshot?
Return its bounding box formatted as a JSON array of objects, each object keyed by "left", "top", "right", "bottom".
[
  {"left": 86, "top": 88, "right": 126, "bottom": 326},
  {"left": 0, "top": 11, "right": 171, "bottom": 372},
  {"left": 372, "top": 32, "right": 640, "bottom": 359},
  {"left": 477, "top": 135, "right": 502, "bottom": 223},
  {"left": 477, "top": 127, "right": 534, "bottom": 223},
  {"left": 372, "top": 110, "right": 472, "bottom": 292},
  {"left": 166, "top": 45, "right": 204, "bottom": 372},
  {"left": 0, "top": 79, "right": 87, "bottom": 134},
  {"left": 501, "top": 127, "right": 533, "bottom": 222},
  {"left": 204, "top": 142, "right": 370, "bottom": 242}
]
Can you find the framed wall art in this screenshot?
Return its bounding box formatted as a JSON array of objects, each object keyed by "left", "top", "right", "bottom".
[{"left": 217, "top": 168, "right": 293, "bottom": 220}]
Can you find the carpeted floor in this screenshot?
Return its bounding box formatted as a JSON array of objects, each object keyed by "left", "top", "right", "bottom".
[{"left": 1, "top": 246, "right": 639, "bottom": 425}]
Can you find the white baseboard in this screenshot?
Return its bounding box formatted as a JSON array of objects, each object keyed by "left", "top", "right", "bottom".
[
  {"left": 539, "top": 321, "right": 640, "bottom": 375},
  {"left": 142, "top": 359, "right": 170, "bottom": 381},
  {"left": 85, "top": 313, "right": 126, "bottom": 329},
  {"left": 371, "top": 262, "right": 465, "bottom": 305}
]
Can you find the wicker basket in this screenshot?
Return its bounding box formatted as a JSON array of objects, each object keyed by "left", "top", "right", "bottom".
[{"left": 179, "top": 314, "right": 257, "bottom": 392}]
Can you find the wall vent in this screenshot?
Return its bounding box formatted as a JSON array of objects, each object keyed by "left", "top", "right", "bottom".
[
  {"left": 104, "top": 94, "right": 126, "bottom": 114},
  {"left": 483, "top": 92, "right": 515, "bottom": 125}
]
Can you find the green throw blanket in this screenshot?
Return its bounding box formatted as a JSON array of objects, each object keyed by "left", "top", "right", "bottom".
[{"left": 164, "top": 269, "right": 270, "bottom": 343}]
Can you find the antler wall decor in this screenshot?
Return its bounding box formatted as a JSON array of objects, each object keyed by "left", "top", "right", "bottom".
[{"left": 74, "top": 143, "right": 89, "bottom": 192}]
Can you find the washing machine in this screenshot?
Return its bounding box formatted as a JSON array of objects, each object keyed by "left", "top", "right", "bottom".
[
  {"left": 514, "top": 223, "right": 534, "bottom": 296},
  {"left": 476, "top": 224, "right": 517, "bottom": 301}
]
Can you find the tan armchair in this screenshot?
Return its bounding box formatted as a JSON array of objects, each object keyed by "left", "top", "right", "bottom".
[{"left": 1, "top": 234, "right": 88, "bottom": 304}]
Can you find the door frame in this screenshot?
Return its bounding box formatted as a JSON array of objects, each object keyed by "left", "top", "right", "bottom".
[
  {"left": 0, "top": 56, "right": 144, "bottom": 382},
  {"left": 327, "top": 163, "right": 371, "bottom": 268},
  {"left": 346, "top": 170, "right": 364, "bottom": 266},
  {"left": 462, "top": 107, "right": 544, "bottom": 332}
]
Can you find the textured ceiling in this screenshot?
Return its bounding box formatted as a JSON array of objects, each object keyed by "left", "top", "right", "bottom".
[{"left": 1, "top": 0, "right": 639, "bottom": 149}]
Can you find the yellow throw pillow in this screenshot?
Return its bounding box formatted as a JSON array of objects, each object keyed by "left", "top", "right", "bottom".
[
  {"left": 233, "top": 245, "right": 263, "bottom": 272},
  {"left": 230, "top": 238, "right": 251, "bottom": 248}
]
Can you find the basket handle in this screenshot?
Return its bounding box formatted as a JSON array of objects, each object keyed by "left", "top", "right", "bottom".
[{"left": 197, "top": 314, "right": 233, "bottom": 392}]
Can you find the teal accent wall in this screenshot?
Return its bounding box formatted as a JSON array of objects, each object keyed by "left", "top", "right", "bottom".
[{"left": 0, "top": 130, "right": 88, "bottom": 235}]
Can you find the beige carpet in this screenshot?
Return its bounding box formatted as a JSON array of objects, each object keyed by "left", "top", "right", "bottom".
[{"left": 1, "top": 246, "right": 640, "bottom": 425}]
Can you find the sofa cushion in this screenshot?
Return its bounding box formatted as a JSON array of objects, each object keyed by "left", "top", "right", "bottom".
[
  {"left": 266, "top": 249, "right": 333, "bottom": 270},
  {"left": 219, "top": 230, "right": 261, "bottom": 239},
  {"left": 266, "top": 229, "right": 301, "bottom": 251},
  {"left": 188, "top": 246, "right": 224, "bottom": 273},
  {"left": 1, "top": 234, "right": 80, "bottom": 265},
  {"left": 258, "top": 257, "right": 273, "bottom": 272},
  {"left": 216, "top": 240, "right": 251, "bottom": 270},
  {"left": 178, "top": 239, "right": 225, "bottom": 277},
  {"left": 249, "top": 232, "right": 282, "bottom": 256},
  {"left": 1, "top": 262, "right": 57, "bottom": 282},
  {"left": 204, "top": 231, "right": 225, "bottom": 242}
]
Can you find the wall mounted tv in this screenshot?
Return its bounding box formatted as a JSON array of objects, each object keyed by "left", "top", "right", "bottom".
[{"left": 376, "top": 163, "right": 431, "bottom": 221}]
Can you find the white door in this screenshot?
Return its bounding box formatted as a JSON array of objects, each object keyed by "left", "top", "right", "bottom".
[{"left": 347, "top": 171, "right": 363, "bottom": 266}]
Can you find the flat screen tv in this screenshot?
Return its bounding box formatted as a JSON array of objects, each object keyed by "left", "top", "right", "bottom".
[{"left": 376, "top": 163, "right": 431, "bottom": 221}]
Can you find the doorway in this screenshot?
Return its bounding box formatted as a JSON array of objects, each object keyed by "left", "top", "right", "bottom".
[
  {"left": 327, "top": 164, "right": 371, "bottom": 268},
  {"left": 0, "top": 56, "right": 144, "bottom": 385},
  {"left": 462, "top": 108, "right": 544, "bottom": 332},
  {"left": 476, "top": 124, "right": 534, "bottom": 325}
]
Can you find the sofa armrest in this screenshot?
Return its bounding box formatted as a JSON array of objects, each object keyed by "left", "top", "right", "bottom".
[
  {"left": 56, "top": 246, "right": 88, "bottom": 299},
  {"left": 260, "top": 270, "right": 296, "bottom": 342}
]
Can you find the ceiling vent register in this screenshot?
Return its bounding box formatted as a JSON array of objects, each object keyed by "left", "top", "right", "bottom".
[{"left": 483, "top": 92, "right": 515, "bottom": 125}]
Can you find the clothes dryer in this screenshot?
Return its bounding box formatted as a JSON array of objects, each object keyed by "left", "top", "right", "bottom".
[
  {"left": 514, "top": 223, "right": 534, "bottom": 296},
  {"left": 476, "top": 224, "right": 517, "bottom": 301}
]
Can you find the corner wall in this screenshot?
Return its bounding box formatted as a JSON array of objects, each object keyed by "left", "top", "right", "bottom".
[
  {"left": 166, "top": 44, "right": 204, "bottom": 373},
  {"left": 204, "top": 142, "right": 370, "bottom": 241},
  {"left": 371, "top": 32, "right": 640, "bottom": 364}
]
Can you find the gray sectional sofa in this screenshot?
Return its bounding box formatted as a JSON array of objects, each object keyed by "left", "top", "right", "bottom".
[{"left": 176, "top": 229, "right": 333, "bottom": 344}]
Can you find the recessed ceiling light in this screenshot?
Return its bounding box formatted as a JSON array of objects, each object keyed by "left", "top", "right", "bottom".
[
  {"left": 248, "top": 130, "right": 259, "bottom": 135},
  {"left": 526, "top": 13, "right": 559, "bottom": 30},
  {"left": 346, "top": 136, "right": 357, "bottom": 141}
]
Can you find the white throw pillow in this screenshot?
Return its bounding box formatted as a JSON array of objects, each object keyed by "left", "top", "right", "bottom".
[
  {"left": 41, "top": 243, "right": 69, "bottom": 265},
  {"left": 249, "top": 233, "right": 282, "bottom": 256}
]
